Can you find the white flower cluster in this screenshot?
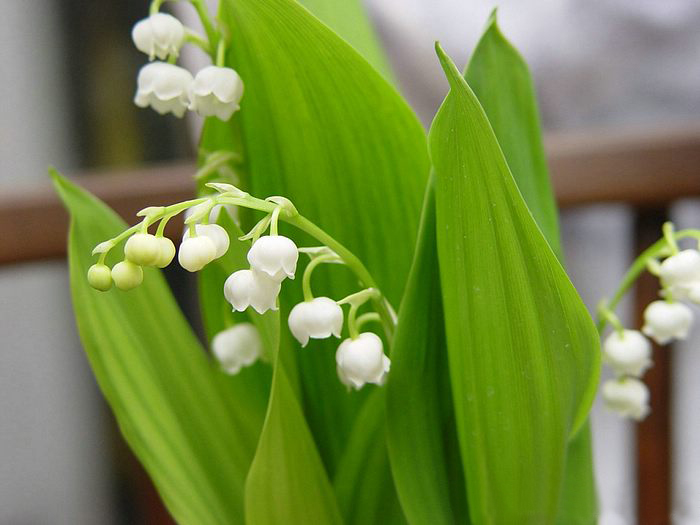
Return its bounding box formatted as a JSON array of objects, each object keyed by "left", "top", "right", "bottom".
[
  {"left": 220, "top": 234, "right": 390, "bottom": 389},
  {"left": 602, "top": 247, "right": 699, "bottom": 420},
  {"left": 132, "top": 13, "right": 244, "bottom": 120}
]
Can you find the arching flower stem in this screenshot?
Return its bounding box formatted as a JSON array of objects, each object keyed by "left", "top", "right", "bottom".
[{"left": 597, "top": 225, "right": 700, "bottom": 333}]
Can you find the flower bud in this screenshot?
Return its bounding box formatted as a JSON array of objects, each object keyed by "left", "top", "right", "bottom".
[
  {"left": 335, "top": 333, "right": 390, "bottom": 390},
  {"left": 87, "top": 264, "right": 112, "bottom": 291},
  {"left": 134, "top": 62, "right": 193, "bottom": 117},
  {"left": 602, "top": 378, "right": 650, "bottom": 420},
  {"left": 178, "top": 235, "right": 217, "bottom": 272},
  {"left": 154, "top": 236, "right": 176, "bottom": 268},
  {"left": 659, "top": 249, "right": 700, "bottom": 288},
  {"left": 189, "top": 66, "right": 244, "bottom": 121},
  {"left": 131, "top": 13, "right": 185, "bottom": 61},
  {"left": 183, "top": 223, "right": 229, "bottom": 258},
  {"left": 288, "top": 297, "right": 344, "bottom": 346},
  {"left": 224, "top": 269, "right": 281, "bottom": 314},
  {"left": 602, "top": 329, "right": 652, "bottom": 377},
  {"left": 125, "top": 233, "right": 161, "bottom": 266},
  {"left": 111, "top": 260, "right": 144, "bottom": 291},
  {"left": 212, "top": 323, "right": 262, "bottom": 375},
  {"left": 642, "top": 300, "right": 693, "bottom": 344},
  {"left": 247, "top": 235, "right": 298, "bottom": 281}
]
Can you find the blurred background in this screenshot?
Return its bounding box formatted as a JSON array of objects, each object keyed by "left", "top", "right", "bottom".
[{"left": 1, "top": 0, "right": 699, "bottom": 523}]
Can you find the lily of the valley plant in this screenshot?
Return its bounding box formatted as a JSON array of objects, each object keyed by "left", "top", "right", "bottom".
[{"left": 51, "top": 1, "right": 699, "bottom": 523}]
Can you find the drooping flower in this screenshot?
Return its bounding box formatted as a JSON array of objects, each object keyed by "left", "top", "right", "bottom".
[
  {"left": 134, "top": 62, "right": 193, "bottom": 117},
  {"left": 224, "top": 269, "right": 281, "bottom": 314},
  {"left": 288, "top": 297, "right": 344, "bottom": 346},
  {"left": 111, "top": 260, "right": 144, "bottom": 291},
  {"left": 189, "top": 66, "right": 244, "bottom": 121},
  {"left": 87, "top": 264, "right": 112, "bottom": 291},
  {"left": 211, "top": 323, "right": 263, "bottom": 375},
  {"left": 183, "top": 223, "right": 230, "bottom": 258},
  {"left": 659, "top": 249, "right": 700, "bottom": 302},
  {"left": 642, "top": 300, "right": 693, "bottom": 344},
  {"left": 335, "top": 332, "right": 390, "bottom": 390},
  {"left": 602, "top": 329, "right": 652, "bottom": 377},
  {"left": 178, "top": 235, "right": 217, "bottom": 272},
  {"left": 124, "top": 233, "right": 162, "bottom": 266},
  {"left": 602, "top": 378, "right": 650, "bottom": 420},
  {"left": 247, "top": 235, "right": 298, "bottom": 281},
  {"left": 154, "top": 237, "right": 176, "bottom": 268},
  {"left": 131, "top": 13, "right": 185, "bottom": 61}
]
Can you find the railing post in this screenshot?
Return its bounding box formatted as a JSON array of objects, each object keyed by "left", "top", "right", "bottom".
[{"left": 634, "top": 208, "right": 671, "bottom": 525}]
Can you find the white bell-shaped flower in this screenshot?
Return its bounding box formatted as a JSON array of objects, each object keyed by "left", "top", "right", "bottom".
[
  {"left": 189, "top": 66, "right": 244, "bottom": 121},
  {"left": 642, "top": 300, "right": 693, "bottom": 344},
  {"left": 131, "top": 13, "right": 185, "bottom": 60},
  {"left": 154, "top": 237, "right": 176, "bottom": 268},
  {"left": 183, "top": 224, "right": 230, "bottom": 259},
  {"left": 288, "top": 297, "right": 344, "bottom": 346},
  {"left": 602, "top": 329, "right": 652, "bottom": 377},
  {"left": 212, "top": 323, "right": 262, "bottom": 375},
  {"left": 659, "top": 249, "right": 700, "bottom": 287},
  {"left": 87, "top": 264, "right": 112, "bottom": 291},
  {"left": 111, "top": 260, "right": 143, "bottom": 291},
  {"left": 178, "top": 235, "right": 217, "bottom": 272},
  {"left": 134, "top": 62, "right": 193, "bottom": 117},
  {"left": 124, "top": 233, "right": 161, "bottom": 266},
  {"left": 687, "top": 282, "right": 700, "bottom": 305},
  {"left": 247, "top": 235, "right": 298, "bottom": 281},
  {"left": 224, "top": 269, "right": 281, "bottom": 314},
  {"left": 335, "top": 333, "right": 390, "bottom": 390},
  {"left": 602, "top": 378, "right": 650, "bottom": 420}
]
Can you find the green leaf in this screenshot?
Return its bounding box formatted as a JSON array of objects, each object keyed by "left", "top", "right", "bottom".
[
  {"left": 216, "top": 0, "right": 429, "bottom": 468},
  {"left": 429, "top": 46, "right": 601, "bottom": 522},
  {"left": 244, "top": 310, "right": 343, "bottom": 525},
  {"left": 385, "top": 178, "right": 466, "bottom": 524},
  {"left": 297, "top": 0, "right": 393, "bottom": 80},
  {"left": 52, "top": 171, "right": 265, "bottom": 525},
  {"left": 465, "top": 15, "right": 597, "bottom": 522},
  {"left": 334, "top": 391, "right": 407, "bottom": 525},
  {"left": 465, "top": 10, "right": 560, "bottom": 256}
]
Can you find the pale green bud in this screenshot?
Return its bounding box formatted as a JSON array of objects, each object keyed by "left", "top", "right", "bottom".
[
  {"left": 87, "top": 264, "right": 112, "bottom": 292},
  {"left": 125, "top": 233, "right": 161, "bottom": 266},
  {"left": 154, "top": 236, "right": 176, "bottom": 268},
  {"left": 112, "top": 261, "right": 144, "bottom": 290}
]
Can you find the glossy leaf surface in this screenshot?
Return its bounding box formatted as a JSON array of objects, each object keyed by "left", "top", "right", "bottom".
[
  {"left": 429, "top": 47, "right": 600, "bottom": 523},
  {"left": 53, "top": 172, "right": 264, "bottom": 525}
]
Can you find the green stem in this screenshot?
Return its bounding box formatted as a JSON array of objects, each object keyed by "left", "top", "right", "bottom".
[
  {"left": 301, "top": 255, "right": 337, "bottom": 302},
  {"left": 596, "top": 229, "right": 700, "bottom": 333},
  {"left": 269, "top": 206, "right": 282, "bottom": 236},
  {"left": 184, "top": 29, "right": 211, "bottom": 54},
  {"left": 356, "top": 312, "right": 381, "bottom": 330},
  {"left": 188, "top": 0, "right": 218, "bottom": 59},
  {"left": 149, "top": 0, "right": 165, "bottom": 15},
  {"left": 347, "top": 303, "right": 360, "bottom": 339},
  {"left": 215, "top": 38, "right": 226, "bottom": 67},
  {"left": 663, "top": 222, "right": 679, "bottom": 255}
]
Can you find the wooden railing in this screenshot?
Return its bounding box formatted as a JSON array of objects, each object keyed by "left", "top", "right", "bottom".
[{"left": 3, "top": 124, "right": 700, "bottom": 523}]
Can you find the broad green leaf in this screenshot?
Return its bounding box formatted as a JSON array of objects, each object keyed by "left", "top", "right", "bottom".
[
  {"left": 217, "top": 0, "right": 429, "bottom": 469},
  {"left": 244, "top": 307, "right": 342, "bottom": 524},
  {"left": 52, "top": 171, "right": 265, "bottom": 524},
  {"left": 297, "top": 0, "right": 393, "bottom": 80},
  {"left": 465, "top": 10, "right": 560, "bottom": 256},
  {"left": 465, "top": 15, "right": 597, "bottom": 522},
  {"left": 334, "top": 390, "right": 407, "bottom": 525},
  {"left": 429, "top": 47, "right": 600, "bottom": 523},
  {"left": 385, "top": 179, "right": 465, "bottom": 524}
]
